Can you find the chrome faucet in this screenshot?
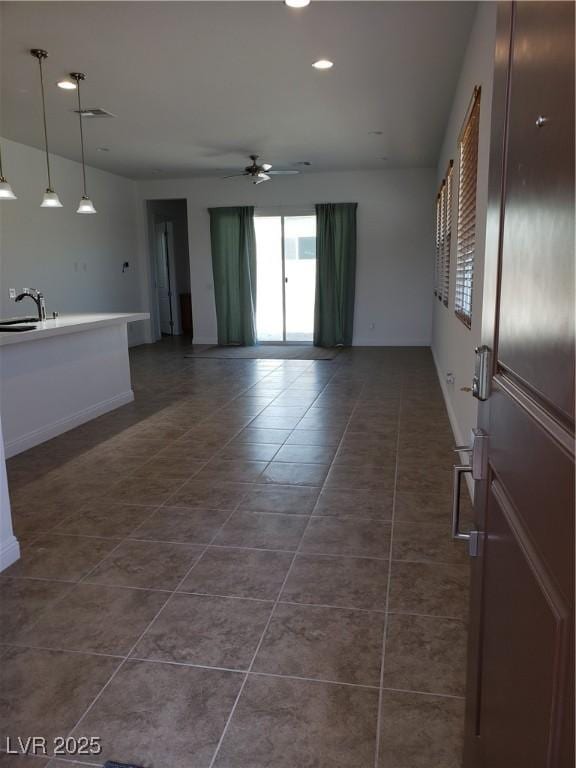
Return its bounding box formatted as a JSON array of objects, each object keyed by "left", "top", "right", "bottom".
[{"left": 14, "top": 289, "right": 46, "bottom": 321}]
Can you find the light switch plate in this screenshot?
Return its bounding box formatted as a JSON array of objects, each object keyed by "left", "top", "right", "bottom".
[{"left": 8, "top": 288, "right": 16, "bottom": 299}]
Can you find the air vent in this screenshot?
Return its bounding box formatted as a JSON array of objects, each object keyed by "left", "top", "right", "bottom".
[{"left": 73, "top": 108, "right": 116, "bottom": 118}]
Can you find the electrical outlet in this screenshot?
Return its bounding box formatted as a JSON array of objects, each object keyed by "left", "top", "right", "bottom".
[
  {"left": 369, "top": 322, "right": 375, "bottom": 330},
  {"left": 8, "top": 288, "right": 16, "bottom": 299}
]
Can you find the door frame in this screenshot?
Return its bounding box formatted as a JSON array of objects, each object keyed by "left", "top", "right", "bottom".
[{"left": 154, "top": 218, "right": 181, "bottom": 337}]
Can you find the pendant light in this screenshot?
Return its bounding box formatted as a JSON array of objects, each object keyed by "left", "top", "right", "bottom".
[
  {"left": 30, "top": 49, "right": 62, "bottom": 208},
  {"left": 71, "top": 72, "right": 96, "bottom": 214},
  {"left": 0, "top": 144, "right": 17, "bottom": 199}
]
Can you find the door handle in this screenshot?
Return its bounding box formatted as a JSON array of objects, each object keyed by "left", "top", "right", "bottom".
[
  {"left": 451, "top": 430, "right": 487, "bottom": 557},
  {"left": 452, "top": 464, "right": 473, "bottom": 542},
  {"left": 452, "top": 465, "right": 480, "bottom": 557}
]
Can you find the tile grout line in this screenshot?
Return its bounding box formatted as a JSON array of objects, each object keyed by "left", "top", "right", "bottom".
[
  {"left": 373, "top": 376, "right": 404, "bottom": 768},
  {"left": 206, "top": 369, "right": 366, "bottom": 768}
]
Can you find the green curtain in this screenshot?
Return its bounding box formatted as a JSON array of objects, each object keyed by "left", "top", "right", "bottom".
[
  {"left": 209, "top": 206, "right": 257, "bottom": 346},
  {"left": 314, "top": 203, "right": 358, "bottom": 347}
]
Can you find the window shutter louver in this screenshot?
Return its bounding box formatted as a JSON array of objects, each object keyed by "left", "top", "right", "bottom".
[
  {"left": 434, "top": 161, "right": 453, "bottom": 306},
  {"left": 455, "top": 87, "right": 481, "bottom": 327},
  {"left": 434, "top": 182, "right": 444, "bottom": 298},
  {"left": 441, "top": 162, "right": 453, "bottom": 306}
]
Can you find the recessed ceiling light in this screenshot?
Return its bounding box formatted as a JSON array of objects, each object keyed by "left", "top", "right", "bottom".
[
  {"left": 285, "top": 0, "right": 310, "bottom": 6},
  {"left": 312, "top": 59, "right": 334, "bottom": 70},
  {"left": 57, "top": 78, "right": 77, "bottom": 90}
]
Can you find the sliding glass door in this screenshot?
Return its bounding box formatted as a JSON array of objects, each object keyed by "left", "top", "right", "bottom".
[{"left": 255, "top": 214, "right": 316, "bottom": 343}]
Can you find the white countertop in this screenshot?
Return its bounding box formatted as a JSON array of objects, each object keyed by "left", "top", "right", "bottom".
[{"left": 0, "top": 312, "right": 149, "bottom": 347}]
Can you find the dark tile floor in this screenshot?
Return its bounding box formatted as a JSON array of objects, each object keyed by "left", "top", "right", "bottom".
[{"left": 1, "top": 340, "right": 471, "bottom": 767}]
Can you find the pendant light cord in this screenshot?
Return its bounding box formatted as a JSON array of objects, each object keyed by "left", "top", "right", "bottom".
[
  {"left": 75, "top": 78, "right": 88, "bottom": 197},
  {"left": 37, "top": 55, "right": 53, "bottom": 190}
]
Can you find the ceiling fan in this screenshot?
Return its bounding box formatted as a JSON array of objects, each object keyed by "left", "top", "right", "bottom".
[{"left": 223, "top": 155, "right": 300, "bottom": 184}]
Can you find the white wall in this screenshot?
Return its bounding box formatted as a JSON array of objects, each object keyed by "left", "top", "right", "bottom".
[
  {"left": 137, "top": 169, "right": 436, "bottom": 346},
  {"left": 0, "top": 138, "right": 148, "bottom": 345},
  {"left": 431, "top": 2, "right": 497, "bottom": 447}
]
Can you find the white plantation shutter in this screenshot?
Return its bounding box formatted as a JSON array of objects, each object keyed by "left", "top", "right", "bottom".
[
  {"left": 434, "top": 161, "right": 453, "bottom": 306},
  {"left": 455, "top": 87, "right": 481, "bottom": 327},
  {"left": 434, "top": 183, "right": 444, "bottom": 297},
  {"left": 441, "top": 162, "right": 453, "bottom": 306}
]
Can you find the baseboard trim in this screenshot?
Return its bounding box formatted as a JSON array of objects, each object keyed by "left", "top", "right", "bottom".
[
  {"left": 0, "top": 535, "right": 20, "bottom": 572},
  {"left": 4, "top": 390, "right": 135, "bottom": 458},
  {"left": 352, "top": 338, "right": 432, "bottom": 347},
  {"left": 431, "top": 347, "right": 474, "bottom": 500}
]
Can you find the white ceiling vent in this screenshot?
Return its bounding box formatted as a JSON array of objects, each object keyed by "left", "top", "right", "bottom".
[{"left": 73, "top": 108, "right": 116, "bottom": 118}]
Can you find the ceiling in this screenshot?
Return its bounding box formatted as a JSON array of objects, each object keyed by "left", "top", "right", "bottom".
[{"left": 0, "top": 1, "right": 476, "bottom": 180}]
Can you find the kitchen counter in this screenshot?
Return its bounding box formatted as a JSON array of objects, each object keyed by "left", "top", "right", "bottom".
[
  {"left": 0, "top": 312, "right": 149, "bottom": 457},
  {"left": 0, "top": 312, "right": 148, "bottom": 346}
]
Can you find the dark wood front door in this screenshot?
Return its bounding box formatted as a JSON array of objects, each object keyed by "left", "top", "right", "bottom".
[{"left": 464, "top": 3, "right": 574, "bottom": 766}]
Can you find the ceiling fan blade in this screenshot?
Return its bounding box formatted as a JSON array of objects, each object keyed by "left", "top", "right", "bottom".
[
  {"left": 261, "top": 163, "right": 272, "bottom": 171},
  {"left": 267, "top": 170, "right": 300, "bottom": 175},
  {"left": 222, "top": 172, "right": 250, "bottom": 179},
  {"left": 255, "top": 175, "right": 271, "bottom": 185}
]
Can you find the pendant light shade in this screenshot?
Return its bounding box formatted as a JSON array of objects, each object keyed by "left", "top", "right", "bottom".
[
  {"left": 41, "top": 190, "right": 63, "bottom": 207},
  {"left": 0, "top": 144, "right": 17, "bottom": 199},
  {"left": 71, "top": 72, "right": 97, "bottom": 215},
  {"left": 77, "top": 195, "right": 96, "bottom": 214},
  {"left": 31, "top": 49, "right": 62, "bottom": 209},
  {"left": 0, "top": 181, "right": 17, "bottom": 200}
]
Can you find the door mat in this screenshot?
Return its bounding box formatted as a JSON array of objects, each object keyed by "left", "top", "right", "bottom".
[{"left": 185, "top": 345, "right": 339, "bottom": 360}]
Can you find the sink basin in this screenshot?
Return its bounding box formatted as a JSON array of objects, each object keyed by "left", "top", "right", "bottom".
[{"left": 0, "top": 324, "right": 37, "bottom": 332}]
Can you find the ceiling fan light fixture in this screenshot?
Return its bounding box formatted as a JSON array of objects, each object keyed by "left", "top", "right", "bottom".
[
  {"left": 285, "top": 0, "right": 311, "bottom": 7},
  {"left": 312, "top": 59, "right": 334, "bottom": 70}
]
